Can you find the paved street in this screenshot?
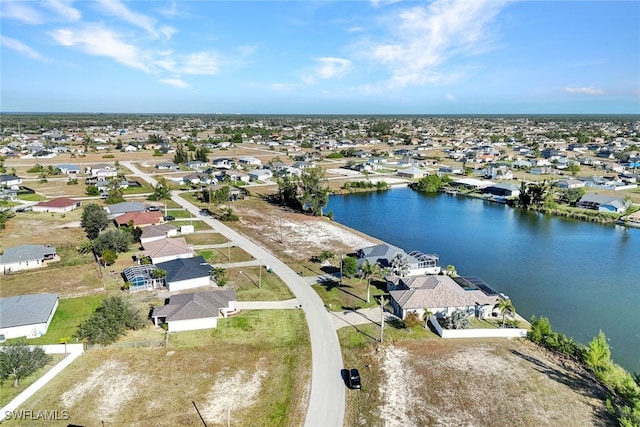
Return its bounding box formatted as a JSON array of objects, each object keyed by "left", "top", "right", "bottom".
[{"left": 122, "top": 161, "right": 345, "bottom": 427}]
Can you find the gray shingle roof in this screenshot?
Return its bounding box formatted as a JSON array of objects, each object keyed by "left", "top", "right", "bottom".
[
  {"left": 105, "top": 202, "right": 146, "bottom": 215},
  {"left": 155, "top": 256, "right": 211, "bottom": 283},
  {"left": 152, "top": 290, "right": 236, "bottom": 322},
  {"left": 0, "top": 245, "right": 56, "bottom": 264},
  {"left": 0, "top": 293, "right": 59, "bottom": 329}
]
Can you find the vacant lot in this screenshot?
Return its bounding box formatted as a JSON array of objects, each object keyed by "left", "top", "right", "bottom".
[
  {"left": 339, "top": 324, "right": 614, "bottom": 427},
  {"left": 4, "top": 310, "right": 310, "bottom": 427}
]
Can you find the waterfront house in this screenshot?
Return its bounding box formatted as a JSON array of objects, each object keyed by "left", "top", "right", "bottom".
[
  {"left": 576, "top": 194, "right": 630, "bottom": 213},
  {"left": 482, "top": 183, "right": 520, "bottom": 198},
  {"left": 0, "top": 244, "right": 57, "bottom": 275},
  {"left": 387, "top": 275, "right": 499, "bottom": 320},
  {"left": 397, "top": 166, "right": 428, "bottom": 179},
  {"left": 0, "top": 293, "right": 59, "bottom": 339},
  {"left": 151, "top": 290, "right": 237, "bottom": 332},
  {"left": 356, "top": 244, "right": 441, "bottom": 275}
]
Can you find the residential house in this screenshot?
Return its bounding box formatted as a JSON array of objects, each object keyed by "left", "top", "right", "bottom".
[
  {"left": 104, "top": 202, "right": 147, "bottom": 218},
  {"left": 557, "top": 179, "right": 585, "bottom": 189},
  {"left": 32, "top": 197, "right": 81, "bottom": 213},
  {"left": 224, "top": 170, "right": 251, "bottom": 183},
  {"left": 248, "top": 169, "right": 273, "bottom": 181},
  {"left": 151, "top": 290, "right": 237, "bottom": 332},
  {"left": 57, "top": 164, "right": 81, "bottom": 176},
  {"left": 482, "top": 183, "right": 520, "bottom": 198},
  {"left": 0, "top": 174, "right": 22, "bottom": 188},
  {"left": 212, "top": 158, "right": 234, "bottom": 169},
  {"left": 397, "top": 166, "right": 428, "bottom": 179},
  {"left": 184, "top": 161, "right": 208, "bottom": 170},
  {"left": 114, "top": 211, "right": 163, "bottom": 228},
  {"left": 238, "top": 156, "right": 261, "bottom": 166},
  {"left": 155, "top": 162, "right": 179, "bottom": 170},
  {"left": 0, "top": 244, "right": 57, "bottom": 275},
  {"left": 388, "top": 275, "right": 500, "bottom": 320},
  {"left": 0, "top": 293, "right": 59, "bottom": 339},
  {"left": 576, "top": 194, "right": 631, "bottom": 213},
  {"left": 155, "top": 256, "right": 212, "bottom": 292},
  {"left": 356, "top": 244, "right": 441, "bottom": 275},
  {"left": 140, "top": 237, "right": 194, "bottom": 264},
  {"left": 140, "top": 224, "right": 179, "bottom": 245}
]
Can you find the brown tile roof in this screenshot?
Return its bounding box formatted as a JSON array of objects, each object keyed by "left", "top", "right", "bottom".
[
  {"left": 390, "top": 275, "right": 498, "bottom": 310},
  {"left": 34, "top": 197, "right": 79, "bottom": 208},
  {"left": 141, "top": 237, "right": 193, "bottom": 260},
  {"left": 115, "top": 211, "right": 163, "bottom": 227}
]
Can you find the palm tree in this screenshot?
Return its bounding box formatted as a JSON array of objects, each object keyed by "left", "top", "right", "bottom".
[
  {"left": 422, "top": 309, "right": 435, "bottom": 328},
  {"left": 390, "top": 252, "right": 410, "bottom": 277},
  {"left": 360, "top": 260, "right": 379, "bottom": 304},
  {"left": 495, "top": 298, "right": 515, "bottom": 328}
]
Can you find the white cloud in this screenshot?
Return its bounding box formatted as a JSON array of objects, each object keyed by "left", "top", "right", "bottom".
[
  {"left": 302, "top": 57, "right": 352, "bottom": 84},
  {"left": 446, "top": 93, "right": 457, "bottom": 102},
  {"left": 50, "top": 25, "right": 150, "bottom": 72},
  {"left": 364, "top": 0, "right": 509, "bottom": 88},
  {"left": 159, "top": 78, "right": 189, "bottom": 88},
  {"left": 181, "top": 52, "right": 219, "bottom": 75},
  {"left": 44, "top": 0, "right": 81, "bottom": 21},
  {"left": 96, "top": 0, "right": 174, "bottom": 39},
  {"left": 0, "top": 1, "right": 44, "bottom": 24},
  {"left": 564, "top": 87, "right": 605, "bottom": 95},
  {"left": 0, "top": 36, "right": 48, "bottom": 61}
]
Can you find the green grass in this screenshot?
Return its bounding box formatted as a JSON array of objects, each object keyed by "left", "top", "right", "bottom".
[
  {"left": 48, "top": 246, "right": 94, "bottom": 267},
  {"left": 190, "top": 220, "right": 213, "bottom": 230},
  {"left": 227, "top": 267, "right": 295, "bottom": 301},
  {"left": 183, "top": 232, "right": 228, "bottom": 245},
  {"left": 197, "top": 246, "right": 254, "bottom": 264},
  {"left": 313, "top": 277, "right": 386, "bottom": 311},
  {"left": 16, "top": 193, "right": 46, "bottom": 202},
  {"left": 165, "top": 208, "right": 192, "bottom": 218},
  {"left": 26, "top": 295, "right": 105, "bottom": 345}
]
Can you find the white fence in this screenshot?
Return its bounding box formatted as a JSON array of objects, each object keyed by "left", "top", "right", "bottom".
[{"left": 429, "top": 316, "right": 528, "bottom": 339}]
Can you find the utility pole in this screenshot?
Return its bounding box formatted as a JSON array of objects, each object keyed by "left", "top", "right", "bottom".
[
  {"left": 259, "top": 260, "right": 262, "bottom": 288},
  {"left": 380, "top": 296, "right": 385, "bottom": 343},
  {"left": 227, "top": 238, "right": 231, "bottom": 261}
]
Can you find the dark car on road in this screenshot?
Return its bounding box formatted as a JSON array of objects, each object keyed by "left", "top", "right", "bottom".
[
  {"left": 347, "top": 368, "right": 361, "bottom": 389},
  {"left": 199, "top": 208, "right": 212, "bottom": 216}
]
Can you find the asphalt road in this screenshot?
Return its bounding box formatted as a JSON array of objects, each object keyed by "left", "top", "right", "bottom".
[{"left": 122, "top": 161, "right": 345, "bottom": 427}]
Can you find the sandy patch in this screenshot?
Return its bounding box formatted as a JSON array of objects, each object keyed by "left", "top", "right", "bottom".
[
  {"left": 378, "top": 346, "right": 415, "bottom": 427},
  {"left": 61, "top": 360, "right": 140, "bottom": 420},
  {"left": 200, "top": 359, "right": 269, "bottom": 423},
  {"left": 238, "top": 207, "right": 375, "bottom": 258}
]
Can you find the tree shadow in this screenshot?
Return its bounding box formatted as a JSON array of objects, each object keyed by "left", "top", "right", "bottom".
[{"left": 509, "top": 349, "right": 616, "bottom": 426}]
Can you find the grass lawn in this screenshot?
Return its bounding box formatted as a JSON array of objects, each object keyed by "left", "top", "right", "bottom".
[
  {"left": 165, "top": 208, "right": 192, "bottom": 218},
  {"left": 16, "top": 193, "right": 47, "bottom": 202},
  {"left": 183, "top": 232, "right": 228, "bottom": 245},
  {"left": 226, "top": 267, "right": 294, "bottom": 301},
  {"left": 313, "top": 277, "right": 387, "bottom": 311},
  {"left": 5, "top": 310, "right": 310, "bottom": 427},
  {"left": 190, "top": 220, "right": 213, "bottom": 231},
  {"left": 0, "top": 354, "right": 64, "bottom": 407},
  {"left": 35, "top": 295, "right": 105, "bottom": 345},
  {"left": 196, "top": 246, "right": 254, "bottom": 264}
]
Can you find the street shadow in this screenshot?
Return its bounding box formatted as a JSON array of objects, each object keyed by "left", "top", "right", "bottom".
[
  {"left": 328, "top": 311, "right": 379, "bottom": 342},
  {"left": 509, "top": 349, "right": 616, "bottom": 426}
]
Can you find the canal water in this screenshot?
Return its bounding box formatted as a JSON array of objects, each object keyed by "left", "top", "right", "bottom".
[{"left": 327, "top": 187, "right": 640, "bottom": 373}]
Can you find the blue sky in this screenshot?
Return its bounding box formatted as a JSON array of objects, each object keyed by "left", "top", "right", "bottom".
[{"left": 1, "top": 0, "right": 639, "bottom": 114}]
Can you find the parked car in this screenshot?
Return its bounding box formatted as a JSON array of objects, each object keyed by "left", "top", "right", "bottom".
[
  {"left": 163, "top": 215, "right": 175, "bottom": 221},
  {"left": 347, "top": 368, "right": 361, "bottom": 389},
  {"left": 199, "top": 208, "right": 212, "bottom": 216},
  {"left": 15, "top": 206, "right": 33, "bottom": 213},
  {"left": 147, "top": 205, "right": 160, "bottom": 211}
]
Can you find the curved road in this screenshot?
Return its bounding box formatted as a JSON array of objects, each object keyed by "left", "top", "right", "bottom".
[{"left": 122, "top": 162, "right": 345, "bottom": 427}]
